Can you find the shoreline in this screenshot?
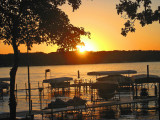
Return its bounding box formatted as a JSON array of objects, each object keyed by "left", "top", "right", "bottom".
[{"left": 0, "top": 61, "right": 160, "bottom": 68}]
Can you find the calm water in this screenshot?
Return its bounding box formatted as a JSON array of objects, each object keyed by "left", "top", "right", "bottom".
[{"left": 0, "top": 62, "right": 160, "bottom": 119}]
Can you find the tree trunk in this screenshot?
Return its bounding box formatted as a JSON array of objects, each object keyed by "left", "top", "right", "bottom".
[{"left": 9, "top": 39, "right": 19, "bottom": 120}]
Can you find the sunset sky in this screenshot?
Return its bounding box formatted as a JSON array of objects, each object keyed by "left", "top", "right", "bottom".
[{"left": 0, "top": 0, "right": 160, "bottom": 54}]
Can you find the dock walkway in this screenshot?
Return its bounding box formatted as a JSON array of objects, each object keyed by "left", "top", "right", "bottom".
[{"left": 0, "top": 97, "right": 157, "bottom": 119}]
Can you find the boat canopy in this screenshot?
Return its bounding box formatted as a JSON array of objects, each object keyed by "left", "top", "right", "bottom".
[
  {"left": 87, "top": 70, "right": 137, "bottom": 76},
  {"left": 96, "top": 75, "right": 133, "bottom": 85},
  {"left": 97, "top": 75, "right": 129, "bottom": 81},
  {"left": 43, "top": 77, "right": 73, "bottom": 83},
  {"left": 0, "top": 78, "right": 10, "bottom": 82},
  {"left": 131, "top": 74, "right": 160, "bottom": 83},
  {"left": 96, "top": 76, "right": 118, "bottom": 84}
]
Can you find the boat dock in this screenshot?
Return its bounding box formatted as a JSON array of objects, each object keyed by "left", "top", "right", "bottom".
[
  {"left": 0, "top": 97, "right": 158, "bottom": 119},
  {"left": 1, "top": 68, "right": 160, "bottom": 119}
]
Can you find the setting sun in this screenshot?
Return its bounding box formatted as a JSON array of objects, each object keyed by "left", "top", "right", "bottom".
[
  {"left": 76, "top": 45, "right": 86, "bottom": 53},
  {"left": 76, "top": 41, "right": 95, "bottom": 53},
  {"left": 76, "top": 36, "right": 97, "bottom": 53}
]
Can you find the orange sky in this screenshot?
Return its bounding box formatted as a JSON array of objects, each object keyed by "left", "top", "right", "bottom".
[{"left": 0, "top": 0, "right": 160, "bottom": 54}]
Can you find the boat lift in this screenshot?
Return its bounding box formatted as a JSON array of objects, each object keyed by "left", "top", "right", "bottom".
[{"left": 0, "top": 77, "right": 10, "bottom": 100}]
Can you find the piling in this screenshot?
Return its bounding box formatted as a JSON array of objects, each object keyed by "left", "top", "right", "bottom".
[
  {"left": 147, "top": 65, "right": 149, "bottom": 78},
  {"left": 16, "top": 84, "right": 17, "bottom": 98},
  {"left": 39, "top": 91, "right": 42, "bottom": 110},
  {"left": 47, "top": 84, "right": 49, "bottom": 96},
  {"left": 51, "top": 101, "right": 53, "bottom": 120},
  {"left": 0, "top": 89, "right": 3, "bottom": 100},
  {"left": 25, "top": 83, "right": 28, "bottom": 99},
  {"left": 31, "top": 100, "right": 32, "bottom": 111},
  {"left": 135, "top": 84, "right": 138, "bottom": 98},
  {"left": 158, "top": 82, "right": 160, "bottom": 120},
  {"left": 154, "top": 85, "right": 157, "bottom": 97},
  {"left": 42, "top": 82, "right": 44, "bottom": 96},
  {"left": 78, "top": 70, "right": 80, "bottom": 79},
  {"left": 38, "top": 82, "right": 39, "bottom": 89}
]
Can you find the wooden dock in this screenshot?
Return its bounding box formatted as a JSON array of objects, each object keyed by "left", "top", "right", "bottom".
[
  {"left": 14, "top": 83, "right": 92, "bottom": 91},
  {"left": 0, "top": 97, "right": 158, "bottom": 119},
  {"left": 70, "top": 83, "right": 92, "bottom": 87}
]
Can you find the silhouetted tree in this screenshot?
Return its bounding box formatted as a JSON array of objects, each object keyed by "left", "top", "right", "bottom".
[
  {"left": 116, "top": 0, "right": 160, "bottom": 36},
  {"left": 0, "top": 0, "right": 89, "bottom": 119}
]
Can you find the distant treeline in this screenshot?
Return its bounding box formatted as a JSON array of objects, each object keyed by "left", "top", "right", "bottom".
[{"left": 1, "top": 50, "right": 160, "bottom": 67}]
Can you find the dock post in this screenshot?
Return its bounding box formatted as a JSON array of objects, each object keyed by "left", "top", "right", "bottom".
[
  {"left": 135, "top": 84, "right": 138, "bottom": 99},
  {"left": 16, "top": 84, "right": 17, "bottom": 98},
  {"left": 119, "top": 90, "right": 121, "bottom": 100},
  {"left": 147, "top": 65, "right": 149, "bottom": 78},
  {"left": 38, "top": 82, "right": 39, "bottom": 89},
  {"left": 58, "top": 88, "right": 59, "bottom": 94},
  {"left": 91, "top": 88, "right": 93, "bottom": 102},
  {"left": 41, "top": 112, "right": 43, "bottom": 120},
  {"left": 47, "top": 83, "right": 49, "bottom": 92},
  {"left": 51, "top": 101, "right": 53, "bottom": 120},
  {"left": 0, "top": 89, "right": 3, "bottom": 100},
  {"left": 86, "top": 80, "right": 88, "bottom": 93},
  {"left": 25, "top": 83, "right": 28, "bottom": 99},
  {"left": 132, "top": 84, "right": 134, "bottom": 99},
  {"left": 51, "top": 85, "right": 52, "bottom": 99},
  {"left": 40, "top": 92, "right": 42, "bottom": 110},
  {"left": 158, "top": 82, "right": 160, "bottom": 119},
  {"left": 155, "top": 84, "right": 157, "bottom": 97},
  {"left": 93, "top": 89, "right": 95, "bottom": 102},
  {"left": 61, "top": 112, "right": 64, "bottom": 119},
  {"left": 42, "top": 82, "right": 44, "bottom": 97},
  {"left": 68, "top": 81, "right": 70, "bottom": 92},
  {"left": 31, "top": 100, "right": 32, "bottom": 112},
  {"left": 62, "top": 88, "right": 65, "bottom": 95}
]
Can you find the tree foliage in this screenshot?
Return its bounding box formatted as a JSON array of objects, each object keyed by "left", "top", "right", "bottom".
[
  {"left": 116, "top": 0, "right": 160, "bottom": 36},
  {"left": 0, "top": 0, "right": 89, "bottom": 50}
]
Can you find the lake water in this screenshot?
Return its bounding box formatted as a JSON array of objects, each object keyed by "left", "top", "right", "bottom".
[{"left": 0, "top": 62, "right": 160, "bottom": 119}]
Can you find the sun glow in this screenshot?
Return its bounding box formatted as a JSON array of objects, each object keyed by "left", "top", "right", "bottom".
[
  {"left": 77, "top": 45, "right": 86, "bottom": 53},
  {"left": 76, "top": 43, "right": 95, "bottom": 53},
  {"left": 76, "top": 37, "right": 96, "bottom": 53}
]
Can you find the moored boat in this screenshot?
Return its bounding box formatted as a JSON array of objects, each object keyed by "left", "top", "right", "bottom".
[
  {"left": 43, "top": 77, "right": 73, "bottom": 88},
  {"left": 0, "top": 77, "right": 10, "bottom": 90},
  {"left": 0, "top": 78, "right": 10, "bottom": 98},
  {"left": 87, "top": 70, "right": 137, "bottom": 100},
  {"left": 88, "top": 70, "right": 137, "bottom": 89}
]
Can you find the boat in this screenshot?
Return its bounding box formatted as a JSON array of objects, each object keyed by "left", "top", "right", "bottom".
[
  {"left": 91, "top": 76, "right": 118, "bottom": 90},
  {"left": 87, "top": 70, "right": 137, "bottom": 100},
  {"left": 0, "top": 78, "right": 10, "bottom": 98},
  {"left": 0, "top": 77, "right": 10, "bottom": 90},
  {"left": 91, "top": 76, "right": 118, "bottom": 100},
  {"left": 67, "top": 96, "right": 87, "bottom": 106},
  {"left": 47, "top": 98, "right": 68, "bottom": 109},
  {"left": 45, "top": 96, "right": 86, "bottom": 109},
  {"left": 43, "top": 77, "right": 73, "bottom": 88},
  {"left": 88, "top": 70, "right": 137, "bottom": 89}
]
